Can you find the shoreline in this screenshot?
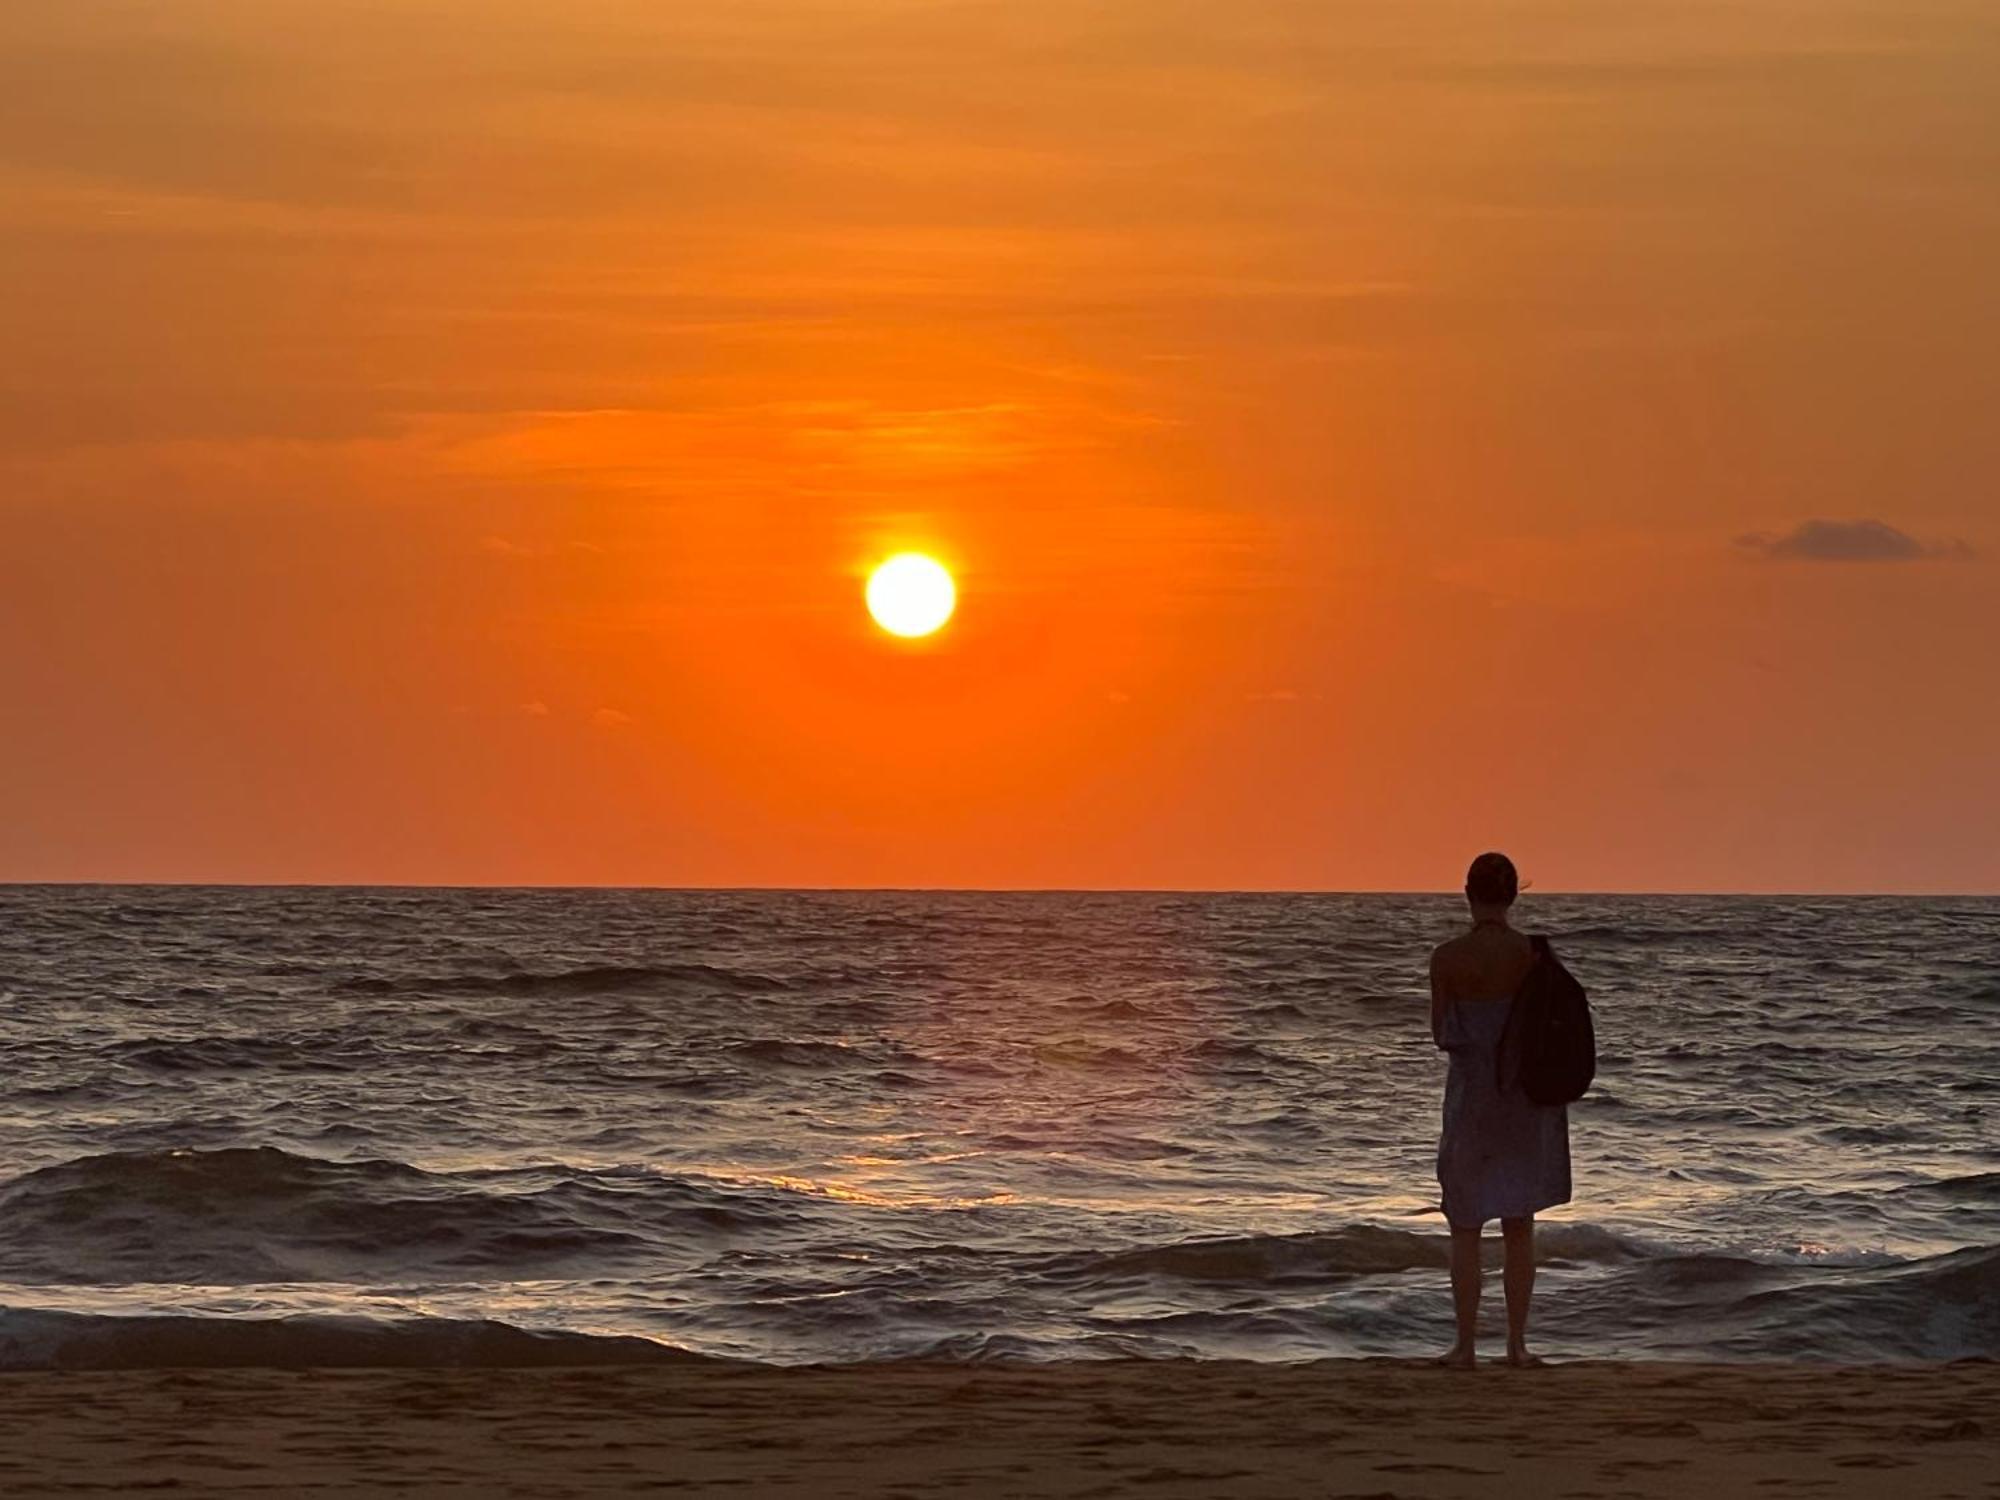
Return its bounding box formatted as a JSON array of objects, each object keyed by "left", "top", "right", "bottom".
[{"left": 0, "top": 1359, "right": 1991, "bottom": 1497}]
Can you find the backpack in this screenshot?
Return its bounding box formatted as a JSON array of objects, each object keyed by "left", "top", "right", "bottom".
[{"left": 1497, "top": 935, "right": 1595, "bottom": 1106}]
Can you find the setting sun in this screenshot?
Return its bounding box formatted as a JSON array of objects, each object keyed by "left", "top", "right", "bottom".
[{"left": 865, "top": 554, "right": 957, "bottom": 639}]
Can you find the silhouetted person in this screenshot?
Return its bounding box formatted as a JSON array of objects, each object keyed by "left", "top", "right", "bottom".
[{"left": 1428, "top": 852, "right": 1571, "bottom": 1368}]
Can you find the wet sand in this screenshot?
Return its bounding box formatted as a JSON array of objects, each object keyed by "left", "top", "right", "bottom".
[{"left": 0, "top": 1360, "right": 1992, "bottom": 1497}]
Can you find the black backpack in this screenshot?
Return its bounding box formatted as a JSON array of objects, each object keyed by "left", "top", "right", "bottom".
[{"left": 1497, "top": 935, "right": 1595, "bottom": 1105}]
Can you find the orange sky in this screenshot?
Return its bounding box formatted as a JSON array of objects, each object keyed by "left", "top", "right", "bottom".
[{"left": 2, "top": 1, "right": 1996, "bottom": 891}]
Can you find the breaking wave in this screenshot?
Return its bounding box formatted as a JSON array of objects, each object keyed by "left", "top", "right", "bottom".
[
  {"left": 0, "top": 1147, "right": 1992, "bottom": 1366},
  {"left": 0, "top": 1308, "right": 714, "bottom": 1372},
  {"left": 0, "top": 1148, "right": 826, "bottom": 1285}
]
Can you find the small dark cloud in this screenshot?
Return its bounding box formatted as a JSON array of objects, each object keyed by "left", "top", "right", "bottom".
[{"left": 1735, "top": 519, "right": 1975, "bottom": 564}]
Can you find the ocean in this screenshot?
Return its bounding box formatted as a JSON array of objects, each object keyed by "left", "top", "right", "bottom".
[{"left": 0, "top": 887, "right": 1993, "bottom": 1370}]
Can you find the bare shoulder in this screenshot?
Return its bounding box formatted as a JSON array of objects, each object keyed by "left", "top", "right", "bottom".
[
  {"left": 1429, "top": 933, "right": 1470, "bottom": 981},
  {"left": 1432, "top": 931, "right": 1475, "bottom": 965},
  {"left": 1436, "top": 926, "right": 1537, "bottom": 999}
]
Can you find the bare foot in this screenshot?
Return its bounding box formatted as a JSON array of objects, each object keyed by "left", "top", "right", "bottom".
[
  {"left": 1433, "top": 1346, "right": 1477, "bottom": 1370},
  {"left": 1504, "top": 1345, "right": 1546, "bottom": 1369}
]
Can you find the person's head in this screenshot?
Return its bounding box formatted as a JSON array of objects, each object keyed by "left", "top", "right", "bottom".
[{"left": 1465, "top": 851, "right": 1519, "bottom": 916}]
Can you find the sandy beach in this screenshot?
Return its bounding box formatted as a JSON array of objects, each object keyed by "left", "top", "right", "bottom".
[{"left": 0, "top": 1360, "right": 1991, "bottom": 1498}]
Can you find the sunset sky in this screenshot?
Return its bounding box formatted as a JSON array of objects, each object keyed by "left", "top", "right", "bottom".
[{"left": 3, "top": 0, "right": 1995, "bottom": 891}]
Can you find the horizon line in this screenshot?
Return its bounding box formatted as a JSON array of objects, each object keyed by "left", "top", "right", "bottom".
[{"left": 2, "top": 880, "right": 1994, "bottom": 900}]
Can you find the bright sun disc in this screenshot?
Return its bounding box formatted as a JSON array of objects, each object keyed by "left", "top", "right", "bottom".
[{"left": 866, "top": 553, "right": 956, "bottom": 638}]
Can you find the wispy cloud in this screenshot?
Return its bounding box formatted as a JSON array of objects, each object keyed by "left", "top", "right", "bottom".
[{"left": 1735, "top": 519, "right": 1975, "bottom": 564}]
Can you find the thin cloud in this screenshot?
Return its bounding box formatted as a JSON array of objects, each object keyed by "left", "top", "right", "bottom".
[{"left": 1735, "top": 519, "right": 1975, "bottom": 564}]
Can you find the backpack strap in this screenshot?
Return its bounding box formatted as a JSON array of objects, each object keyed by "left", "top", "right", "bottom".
[{"left": 1496, "top": 937, "right": 1551, "bottom": 1091}]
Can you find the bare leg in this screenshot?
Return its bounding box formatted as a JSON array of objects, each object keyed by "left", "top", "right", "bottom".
[
  {"left": 1501, "top": 1216, "right": 1543, "bottom": 1367},
  {"left": 1436, "top": 1226, "right": 1481, "bottom": 1368}
]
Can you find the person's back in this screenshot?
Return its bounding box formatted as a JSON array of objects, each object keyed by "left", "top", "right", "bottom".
[
  {"left": 1429, "top": 923, "right": 1537, "bottom": 1040},
  {"left": 1427, "top": 852, "right": 1572, "bottom": 1368}
]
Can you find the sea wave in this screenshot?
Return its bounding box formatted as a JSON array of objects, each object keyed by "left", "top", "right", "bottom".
[
  {"left": 1909, "top": 1171, "right": 2000, "bottom": 1201},
  {"left": 1593, "top": 1244, "right": 2000, "bottom": 1362},
  {"left": 0, "top": 1308, "right": 713, "bottom": 1372},
  {"left": 0, "top": 1148, "right": 826, "bottom": 1285},
  {"left": 338, "top": 962, "right": 789, "bottom": 999},
  {"left": 1019, "top": 1238, "right": 2000, "bottom": 1363},
  {"left": 725, "top": 1038, "right": 877, "bottom": 1069},
  {"left": 112, "top": 1035, "right": 352, "bottom": 1074},
  {"left": 4, "top": 1243, "right": 1990, "bottom": 1368},
  {"left": 1038, "top": 1227, "right": 1447, "bottom": 1284},
  {"left": 0, "top": 1145, "right": 1996, "bottom": 1363},
  {"left": 1028, "top": 1221, "right": 1657, "bottom": 1288}
]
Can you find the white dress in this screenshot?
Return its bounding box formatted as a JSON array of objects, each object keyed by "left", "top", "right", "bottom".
[{"left": 1436, "top": 996, "right": 1572, "bottom": 1229}]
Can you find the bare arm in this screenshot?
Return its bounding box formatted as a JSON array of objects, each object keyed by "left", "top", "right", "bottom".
[{"left": 1429, "top": 949, "right": 1448, "bottom": 1049}]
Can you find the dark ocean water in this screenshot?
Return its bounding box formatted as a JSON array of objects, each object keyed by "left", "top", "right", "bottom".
[{"left": 0, "top": 887, "right": 1994, "bottom": 1370}]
